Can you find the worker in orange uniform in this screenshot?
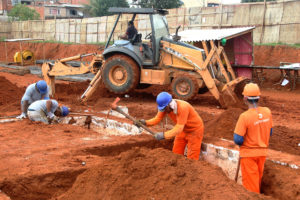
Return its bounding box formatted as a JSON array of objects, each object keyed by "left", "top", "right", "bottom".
[
  {"left": 138, "top": 92, "right": 204, "bottom": 160},
  {"left": 234, "top": 83, "right": 273, "bottom": 193}
]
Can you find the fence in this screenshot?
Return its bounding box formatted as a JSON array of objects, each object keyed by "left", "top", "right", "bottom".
[{"left": 0, "top": 0, "right": 299, "bottom": 44}]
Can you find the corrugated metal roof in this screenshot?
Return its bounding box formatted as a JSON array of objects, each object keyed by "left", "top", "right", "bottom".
[{"left": 178, "top": 27, "right": 255, "bottom": 42}]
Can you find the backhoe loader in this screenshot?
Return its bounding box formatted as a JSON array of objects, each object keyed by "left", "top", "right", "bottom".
[{"left": 42, "top": 7, "right": 248, "bottom": 108}]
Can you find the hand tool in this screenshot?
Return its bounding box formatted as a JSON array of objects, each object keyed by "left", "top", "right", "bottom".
[
  {"left": 111, "top": 97, "right": 156, "bottom": 135},
  {"left": 234, "top": 156, "right": 241, "bottom": 182},
  {"left": 69, "top": 112, "right": 94, "bottom": 116}
]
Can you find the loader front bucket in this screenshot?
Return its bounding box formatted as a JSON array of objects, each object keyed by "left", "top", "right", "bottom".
[{"left": 218, "top": 77, "right": 249, "bottom": 109}]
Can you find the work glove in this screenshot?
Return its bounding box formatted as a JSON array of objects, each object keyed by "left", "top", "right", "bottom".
[
  {"left": 16, "top": 113, "right": 27, "bottom": 119},
  {"left": 134, "top": 119, "right": 146, "bottom": 128},
  {"left": 47, "top": 112, "right": 55, "bottom": 119},
  {"left": 47, "top": 112, "right": 55, "bottom": 124},
  {"left": 154, "top": 132, "right": 165, "bottom": 141},
  {"left": 51, "top": 116, "right": 60, "bottom": 124},
  {"left": 139, "top": 119, "right": 146, "bottom": 126}
]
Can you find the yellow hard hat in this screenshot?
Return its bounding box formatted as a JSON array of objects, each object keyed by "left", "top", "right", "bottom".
[{"left": 242, "top": 83, "right": 261, "bottom": 98}]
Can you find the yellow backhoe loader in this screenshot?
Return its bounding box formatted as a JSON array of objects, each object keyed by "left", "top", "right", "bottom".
[{"left": 42, "top": 7, "right": 247, "bottom": 108}]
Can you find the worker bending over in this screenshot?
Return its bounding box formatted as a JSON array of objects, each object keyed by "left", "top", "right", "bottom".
[
  {"left": 17, "top": 80, "right": 50, "bottom": 119},
  {"left": 234, "top": 83, "right": 273, "bottom": 193},
  {"left": 27, "top": 99, "right": 69, "bottom": 124},
  {"left": 138, "top": 92, "right": 204, "bottom": 160}
]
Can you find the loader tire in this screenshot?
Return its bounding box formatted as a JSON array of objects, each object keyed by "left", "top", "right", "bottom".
[
  {"left": 102, "top": 54, "right": 140, "bottom": 94},
  {"left": 171, "top": 75, "right": 199, "bottom": 101}
]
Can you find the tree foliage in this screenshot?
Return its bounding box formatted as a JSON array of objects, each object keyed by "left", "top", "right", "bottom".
[
  {"left": 8, "top": 4, "right": 40, "bottom": 21},
  {"left": 84, "top": 0, "right": 129, "bottom": 17},
  {"left": 241, "top": 0, "right": 275, "bottom": 3},
  {"left": 134, "top": 0, "right": 183, "bottom": 9}
]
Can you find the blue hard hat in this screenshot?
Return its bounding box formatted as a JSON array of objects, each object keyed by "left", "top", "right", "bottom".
[
  {"left": 61, "top": 106, "right": 69, "bottom": 117},
  {"left": 36, "top": 80, "right": 48, "bottom": 94},
  {"left": 156, "top": 92, "right": 172, "bottom": 111}
]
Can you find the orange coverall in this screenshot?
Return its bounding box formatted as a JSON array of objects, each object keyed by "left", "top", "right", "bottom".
[
  {"left": 146, "top": 100, "right": 204, "bottom": 160},
  {"left": 234, "top": 107, "right": 273, "bottom": 193}
]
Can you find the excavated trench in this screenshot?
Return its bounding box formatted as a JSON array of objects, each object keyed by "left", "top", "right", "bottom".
[
  {"left": 0, "top": 41, "right": 300, "bottom": 199},
  {"left": 0, "top": 140, "right": 174, "bottom": 200},
  {"left": 0, "top": 115, "right": 299, "bottom": 200},
  {"left": 0, "top": 116, "right": 175, "bottom": 200},
  {"left": 0, "top": 81, "right": 299, "bottom": 199}
]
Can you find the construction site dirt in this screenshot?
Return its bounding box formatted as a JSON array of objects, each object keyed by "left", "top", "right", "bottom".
[{"left": 0, "top": 42, "right": 299, "bottom": 200}]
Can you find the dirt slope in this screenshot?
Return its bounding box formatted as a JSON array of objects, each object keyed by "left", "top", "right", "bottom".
[{"left": 56, "top": 147, "right": 272, "bottom": 200}]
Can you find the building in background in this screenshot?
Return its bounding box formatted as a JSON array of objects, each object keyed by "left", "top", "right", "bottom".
[
  {"left": 44, "top": 3, "right": 84, "bottom": 19},
  {"left": 0, "top": 0, "right": 12, "bottom": 15},
  {"left": 3, "top": 0, "right": 87, "bottom": 19},
  {"left": 55, "top": 0, "right": 89, "bottom": 5}
]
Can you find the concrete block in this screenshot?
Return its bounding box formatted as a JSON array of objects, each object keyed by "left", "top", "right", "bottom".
[
  {"left": 61, "top": 115, "right": 141, "bottom": 136},
  {"left": 201, "top": 142, "right": 241, "bottom": 184}
]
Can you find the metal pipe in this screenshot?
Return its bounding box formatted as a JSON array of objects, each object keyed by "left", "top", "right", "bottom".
[
  {"left": 59, "top": 53, "right": 95, "bottom": 62},
  {"left": 105, "top": 13, "right": 121, "bottom": 49}
]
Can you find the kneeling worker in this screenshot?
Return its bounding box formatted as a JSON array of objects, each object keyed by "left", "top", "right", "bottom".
[
  {"left": 234, "top": 83, "right": 273, "bottom": 193},
  {"left": 138, "top": 92, "right": 204, "bottom": 160},
  {"left": 27, "top": 99, "right": 69, "bottom": 124},
  {"left": 17, "top": 80, "right": 50, "bottom": 119}
]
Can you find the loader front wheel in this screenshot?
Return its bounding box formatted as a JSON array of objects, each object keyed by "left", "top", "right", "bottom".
[
  {"left": 171, "top": 75, "right": 199, "bottom": 101},
  {"left": 102, "top": 55, "right": 139, "bottom": 94}
]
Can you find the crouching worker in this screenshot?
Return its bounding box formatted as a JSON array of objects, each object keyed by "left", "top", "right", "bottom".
[
  {"left": 137, "top": 92, "right": 204, "bottom": 160},
  {"left": 234, "top": 83, "right": 273, "bottom": 193},
  {"left": 27, "top": 99, "right": 69, "bottom": 124},
  {"left": 17, "top": 80, "right": 50, "bottom": 119}
]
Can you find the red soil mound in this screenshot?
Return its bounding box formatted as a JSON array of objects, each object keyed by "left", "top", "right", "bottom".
[
  {"left": 205, "top": 107, "right": 244, "bottom": 138},
  {"left": 56, "top": 147, "right": 270, "bottom": 200},
  {"left": 54, "top": 81, "right": 115, "bottom": 112},
  {"left": 204, "top": 107, "right": 300, "bottom": 156},
  {"left": 0, "top": 76, "right": 25, "bottom": 115},
  {"left": 262, "top": 161, "right": 300, "bottom": 200},
  {"left": 269, "top": 126, "right": 300, "bottom": 155},
  {"left": 54, "top": 81, "right": 89, "bottom": 106},
  {"left": 254, "top": 45, "right": 300, "bottom": 67}
]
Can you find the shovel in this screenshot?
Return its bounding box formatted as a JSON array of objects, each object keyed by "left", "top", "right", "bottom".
[{"left": 111, "top": 97, "right": 156, "bottom": 135}]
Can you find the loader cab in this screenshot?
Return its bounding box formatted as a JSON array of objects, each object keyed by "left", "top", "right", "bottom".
[{"left": 104, "top": 7, "right": 169, "bottom": 67}]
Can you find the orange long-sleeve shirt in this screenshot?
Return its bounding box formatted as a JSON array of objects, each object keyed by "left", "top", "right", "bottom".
[{"left": 146, "top": 100, "right": 204, "bottom": 139}]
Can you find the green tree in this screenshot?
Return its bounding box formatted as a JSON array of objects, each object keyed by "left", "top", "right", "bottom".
[
  {"left": 135, "top": 0, "right": 183, "bottom": 9},
  {"left": 84, "top": 0, "right": 129, "bottom": 17},
  {"left": 8, "top": 4, "right": 40, "bottom": 21}
]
